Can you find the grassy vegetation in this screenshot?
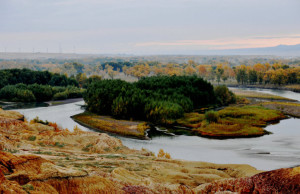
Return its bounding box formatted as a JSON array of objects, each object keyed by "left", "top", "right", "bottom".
[
  {"left": 74, "top": 103, "right": 289, "bottom": 139},
  {"left": 231, "top": 89, "right": 296, "bottom": 101},
  {"left": 177, "top": 105, "right": 286, "bottom": 138},
  {"left": 28, "top": 136, "right": 37, "bottom": 141},
  {"left": 72, "top": 112, "right": 149, "bottom": 138},
  {"left": 261, "top": 102, "right": 300, "bottom": 118},
  {"left": 285, "top": 84, "right": 300, "bottom": 92},
  {"left": 176, "top": 112, "right": 204, "bottom": 128}
]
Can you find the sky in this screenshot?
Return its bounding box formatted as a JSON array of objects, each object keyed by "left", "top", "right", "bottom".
[{"left": 1, "top": 0, "right": 300, "bottom": 54}]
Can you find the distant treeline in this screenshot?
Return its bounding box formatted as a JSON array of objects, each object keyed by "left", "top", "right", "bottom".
[
  {"left": 0, "top": 69, "right": 84, "bottom": 102},
  {"left": 84, "top": 76, "right": 235, "bottom": 124},
  {"left": 0, "top": 68, "right": 78, "bottom": 89}
]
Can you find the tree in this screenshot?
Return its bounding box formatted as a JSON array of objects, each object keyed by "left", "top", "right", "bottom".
[
  {"left": 76, "top": 73, "right": 87, "bottom": 88},
  {"left": 216, "top": 64, "right": 224, "bottom": 84},
  {"left": 235, "top": 65, "right": 248, "bottom": 85},
  {"left": 248, "top": 69, "right": 258, "bottom": 84}
]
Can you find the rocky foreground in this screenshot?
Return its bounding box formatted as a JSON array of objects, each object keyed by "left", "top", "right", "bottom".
[{"left": 0, "top": 108, "right": 299, "bottom": 193}]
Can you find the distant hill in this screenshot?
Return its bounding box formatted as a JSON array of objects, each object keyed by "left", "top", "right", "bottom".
[{"left": 200, "top": 44, "right": 300, "bottom": 56}]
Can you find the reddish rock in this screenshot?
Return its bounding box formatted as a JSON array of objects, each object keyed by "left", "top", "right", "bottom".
[
  {"left": 251, "top": 167, "right": 300, "bottom": 193},
  {"left": 195, "top": 167, "right": 300, "bottom": 193},
  {"left": 0, "top": 151, "right": 50, "bottom": 175},
  {"left": 123, "top": 185, "right": 155, "bottom": 194},
  {"left": 0, "top": 168, "right": 5, "bottom": 183}
]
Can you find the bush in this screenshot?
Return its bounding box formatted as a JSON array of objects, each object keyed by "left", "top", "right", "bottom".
[
  {"left": 31, "top": 116, "right": 49, "bottom": 125},
  {"left": 0, "top": 85, "right": 36, "bottom": 102},
  {"left": 53, "top": 91, "right": 68, "bottom": 100},
  {"left": 214, "top": 85, "right": 236, "bottom": 106},
  {"left": 205, "top": 110, "right": 219, "bottom": 123},
  {"left": 28, "top": 136, "right": 36, "bottom": 141},
  {"left": 28, "top": 84, "right": 53, "bottom": 101},
  {"left": 66, "top": 86, "right": 84, "bottom": 98},
  {"left": 52, "top": 86, "right": 67, "bottom": 95},
  {"left": 144, "top": 100, "right": 184, "bottom": 123}
]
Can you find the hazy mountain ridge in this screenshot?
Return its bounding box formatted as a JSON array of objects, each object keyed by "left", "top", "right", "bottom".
[{"left": 201, "top": 44, "right": 300, "bottom": 56}]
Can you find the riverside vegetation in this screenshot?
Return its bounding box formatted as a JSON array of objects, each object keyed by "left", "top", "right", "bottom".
[
  {"left": 0, "top": 69, "right": 84, "bottom": 102},
  {"left": 73, "top": 75, "right": 288, "bottom": 139}
]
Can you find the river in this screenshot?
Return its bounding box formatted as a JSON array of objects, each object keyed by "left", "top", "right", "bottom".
[{"left": 13, "top": 88, "right": 300, "bottom": 171}]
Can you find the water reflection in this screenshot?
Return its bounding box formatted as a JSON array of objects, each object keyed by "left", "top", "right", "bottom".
[{"left": 1, "top": 101, "right": 48, "bottom": 110}]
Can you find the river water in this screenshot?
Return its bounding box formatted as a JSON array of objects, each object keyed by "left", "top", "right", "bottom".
[{"left": 13, "top": 88, "right": 300, "bottom": 171}]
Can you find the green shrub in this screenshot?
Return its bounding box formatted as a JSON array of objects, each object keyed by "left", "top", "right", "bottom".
[
  {"left": 205, "top": 110, "right": 219, "bottom": 123},
  {"left": 28, "top": 136, "right": 37, "bottom": 141},
  {"left": 214, "top": 85, "right": 236, "bottom": 106},
  {"left": 28, "top": 84, "right": 53, "bottom": 101},
  {"left": 144, "top": 100, "right": 184, "bottom": 123},
  {"left": 32, "top": 116, "right": 49, "bottom": 125},
  {"left": 22, "top": 184, "right": 34, "bottom": 192},
  {"left": 53, "top": 91, "right": 68, "bottom": 100},
  {"left": 66, "top": 86, "right": 84, "bottom": 98},
  {"left": 52, "top": 86, "right": 67, "bottom": 94},
  {"left": 55, "top": 142, "right": 65, "bottom": 148},
  {"left": 0, "top": 85, "right": 36, "bottom": 102}
]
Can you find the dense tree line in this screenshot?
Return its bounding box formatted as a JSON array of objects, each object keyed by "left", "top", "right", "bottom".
[
  {"left": 0, "top": 69, "right": 84, "bottom": 102},
  {"left": 84, "top": 76, "right": 235, "bottom": 124},
  {"left": 0, "top": 83, "right": 84, "bottom": 102},
  {"left": 2, "top": 58, "right": 298, "bottom": 87},
  {"left": 234, "top": 64, "right": 300, "bottom": 85},
  {"left": 123, "top": 62, "right": 299, "bottom": 85},
  {"left": 0, "top": 68, "right": 78, "bottom": 89}
]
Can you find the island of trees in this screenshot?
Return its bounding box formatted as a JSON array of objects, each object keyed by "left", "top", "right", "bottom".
[{"left": 84, "top": 76, "right": 235, "bottom": 124}]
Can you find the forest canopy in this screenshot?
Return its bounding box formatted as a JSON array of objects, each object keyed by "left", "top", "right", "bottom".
[
  {"left": 0, "top": 69, "right": 83, "bottom": 102},
  {"left": 84, "top": 76, "right": 234, "bottom": 124},
  {"left": 0, "top": 68, "right": 78, "bottom": 89}
]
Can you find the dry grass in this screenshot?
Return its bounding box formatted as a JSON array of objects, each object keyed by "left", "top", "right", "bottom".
[
  {"left": 72, "top": 112, "right": 149, "bottom": 138},
  {"left": 260, "top": 102, "right": 300, "bottom": 118},
  {"left": 285, "top": 84, "right": 300, "bottom": 92},
  {"left": 231, "top": 89, "right": 296, "bottom": 101}
]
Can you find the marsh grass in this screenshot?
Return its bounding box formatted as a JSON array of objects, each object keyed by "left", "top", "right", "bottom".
[
  {"left": 261, "top": 102, "right": 300, "bottom": 117},
  {"left": 178, "top": 105, "right": 285, "bottom": 138}
]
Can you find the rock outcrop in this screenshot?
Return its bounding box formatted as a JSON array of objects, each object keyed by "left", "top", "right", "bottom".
[{"left": 195, "top": 167, "right": 300, "bottom": 193}]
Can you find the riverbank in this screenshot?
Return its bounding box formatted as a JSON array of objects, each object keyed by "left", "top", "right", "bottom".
[
  {"left": 231, "top": 88, "right": 297, "bottom": 102},
  {"left": 72, "top": 111, "right": 150, "bottom": 139},
  {"left": 45, "top": 97, "right": 83, "bottom": 106},
  {"left": 0, "top": 98, "right": 84, "bottom": 110},
  {"left": 227, "top": 84, "right": 300, "bottom": 93},
  {"left": 260, "top": 102, "right": 300, "bottom": 118}
]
